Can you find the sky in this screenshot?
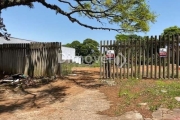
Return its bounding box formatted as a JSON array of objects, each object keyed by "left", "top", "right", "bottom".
[{"left": 1, "top": 1, "right": 180, "bottom": 45}]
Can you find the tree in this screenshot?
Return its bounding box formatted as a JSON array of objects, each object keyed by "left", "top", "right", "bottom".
[
  {"left": 0, "top": 11, "right": 10, "bottom": 40},
  {"left": 64, "top": 43, "right": 72, "bottom": 47},
  {"left": 162, "top": 26, "right": 180, "bottom": 37},
  {"left": 0, "top": 0, "right": 156, "bottom": 35},
  {"left": 65, "top": 38, "right": 100, "bottom": 64},
  {"left": 81, "top": 38, "right": 100, "bottom": 64},
  {"left": 68, "top": 40, "right": 82, "bottom": 56},
  {"left": 64, "top": 41, "right": 82, "bottom": 55},
  {"left": 115, "top": 34, "right": 142, "bottom": 41},
  {"left": 115, "top": 34, "right": 129, "bottom": 41},
  {"left": 82, "top": 38, "right": 99, "bottom": 56}
]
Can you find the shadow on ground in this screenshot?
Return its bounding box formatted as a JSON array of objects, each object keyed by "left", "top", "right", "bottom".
[
  {"left": 64, "top": 70, "right": 104, "bottom": 89},
  {"left": 0, "top": 67, "right": 103, "bottom": 114},
  {"left": 0, "top": 84, "right": 68, "bottom": 114}
]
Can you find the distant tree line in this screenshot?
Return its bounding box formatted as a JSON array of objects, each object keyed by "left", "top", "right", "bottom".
[
  {"left": 64, "top": 38, "right": 100, "bottom": 64},
  {"left": 115, "top": 26, "right": 180, "bottom": 41}
]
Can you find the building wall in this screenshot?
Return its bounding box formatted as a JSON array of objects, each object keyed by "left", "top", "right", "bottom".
[
  {"left": 74, "top": 56, "right": 82, "bottom": 64},
  {"left": 61, "top": 46, "right": 75, "bottom": 61},
  {"left": 61, "top": 46, "right": 81, "bottom": 64}
]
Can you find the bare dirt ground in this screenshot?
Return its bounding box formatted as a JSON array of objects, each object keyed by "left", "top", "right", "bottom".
[
  {"left": 0, "top": 67, "right": 180, "bottom": 120},
  {"left": 0, "top": 67, "right": 117, "bottom": 120}
]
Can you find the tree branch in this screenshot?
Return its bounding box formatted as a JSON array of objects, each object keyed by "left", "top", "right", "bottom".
[
  {"left": 39, "top": 0, "right": 126, "bottom": 32},
  {"left": 0, "top": 0, "right": 35, "bottom": 10},
  {"left": 58, "top": 0, "right": 76, "bottom": 9},
  {"left": 0, "top": 0, "right": 155, "bottom": 33}
]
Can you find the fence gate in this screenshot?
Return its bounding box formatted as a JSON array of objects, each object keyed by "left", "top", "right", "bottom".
[{"left": 100, "top": 35, "right": 180, "bottom": 79}]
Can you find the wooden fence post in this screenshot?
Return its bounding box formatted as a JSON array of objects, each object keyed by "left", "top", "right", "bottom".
[
  {"left": 127, "top": 39, "right": 130, "bottom": 79},
  {"left": 150, "top": 36, "right": 153, "bottom": 78},
  {"left": 58, "top": 42, "right": 62, "bottom": 77},
  {"left": 124, "top": 39, "right": 127, "bottom": 79},
  {"left": 142, "top": 38, "right": 145, "bottom": 78},
  {"left": 103, "top": 41, "right": 106, "bottom": 78},
  {"left": 130, "top": 39, "right": 133, "bottom": 78},
  {"left": 155, "top": 36, "right": 157, "bottom": 79},
  {"left": 162, "top": 36, "right": 166, "bottom": 79},
  {"left": 176, "top": 35, "right": 180, "bottom": 79},
  {"left": 146, "top": 36, "right": 149, "bottom": 78},
  {"left": 167, "top": 35, "right": 171, "bottom": 79},
  {"left": 113, "top": 40, "right": 115, "bottom": 79},
  {"left": 135, "top": 39, "right": 137, "bottom": 78},
  {"left": 172, "top": 35, "right": 175, "bottom": 79},
  {"left": 100, "top": 41, "right": 102, "bottom": 79},
  {"left": 159, "top": 35, "right": 162, "bottom": 79},
  {"left": 138, "top": 38, "right": 141, "bottom": 78}
]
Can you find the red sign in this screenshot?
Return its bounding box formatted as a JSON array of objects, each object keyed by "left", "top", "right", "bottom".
[
  {"left": 106, "top": 50, "right": 115, "bottom": 60},
  {"left": 106, "top": 54, "right": 114, "bottom": 58},
  {"left": 159, "top": 48, "right": 167, "bottom": 57}
]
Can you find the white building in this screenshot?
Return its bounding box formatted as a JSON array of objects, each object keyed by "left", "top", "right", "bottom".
[
  {"left": 0, "top": 36, "right": 82, "bottom": 64},
  {"left": 61, "top": 46, "right": 82, "bottom": 64}
]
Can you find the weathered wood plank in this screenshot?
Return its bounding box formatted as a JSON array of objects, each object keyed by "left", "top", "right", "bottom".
[
  {"left": 159, "top": 35, "right": 162, "bottom": 79},
  {"left": 176, "top": 36, "right": 180, "bottom": 79},
  {"left": 172, "top": 35, "right": 175, "bottom": 79},
  {"left": 155, "top": 36, "right": 157, "bottom": 79},
  {"left": 150, "top": 36, "right": 153, "bottom": 78},
  {"left": 167, "top": 35, "right": 171, "bottom": 79},
  {"left": 100, "top": 41, "right": 102, "bottom": 79},
  {"left": 146, "top": 36, "right": 149, "bottom": 78}
]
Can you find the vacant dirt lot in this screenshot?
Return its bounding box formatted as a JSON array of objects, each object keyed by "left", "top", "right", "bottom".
[
  {"left": 0, "top": 67, "right": 113, "bottom": 120},
  {"left": 0, "top": 67, "right": 180, "bottom": 120}
]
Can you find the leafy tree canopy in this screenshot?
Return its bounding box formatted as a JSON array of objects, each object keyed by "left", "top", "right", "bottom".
[
  {"left": 64, "top": 43, "right": 72, "bottom": 47},
  {"left": 0, "top": 0, "right": 156, "bottom": 33},
  {"left": 115, "top": 34, "right": 142, "bottom": 41},
  {"left": 65, "top": 38, "right": 100, "bottom": 64},
  {"left": 82, "top": 38, "right": 99, "bottom": 56},
  {"left": 162, "top": 26, "right": 180, "bottom": 36},
  {"left": 64, "top": 40, "right": 81, "bottom": 55}
]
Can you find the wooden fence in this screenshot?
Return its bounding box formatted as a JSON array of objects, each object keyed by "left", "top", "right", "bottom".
[
  {"left": 0, "top": 42, "right": 62, "bottom": 77},
  {"left": 100, "top": 35, "right": 180, "bottom": 79}
]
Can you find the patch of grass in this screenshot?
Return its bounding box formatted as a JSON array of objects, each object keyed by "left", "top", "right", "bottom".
[
  {"left": 149, "top": 104, "right": 160, "bottom": 111},
  {"left": 61, "top": 62, "right": 73, "bottom": 76},
  {"left": 91, "top": 61, "right": 101, "bottom": 67},
  {"left": 61, "top": 62, "right": 100, "bottom": 76},
  {"left": 78, "top": 61, "right": 101, "bottom": 67},
  {"left": 119, "top": 88, "right": 139, "bottom": 100},
  {"left": 118, "top": 78, "right": 139, "bottom": 100},
  {"left": 140, "top": 80, "right": 180, "bottom": 111},
  {"left": 117, "top": 79, "right": 180, "bottom": 116},
  {"left": 124, "top": 77, "right": 140, "bottom": 86}
]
